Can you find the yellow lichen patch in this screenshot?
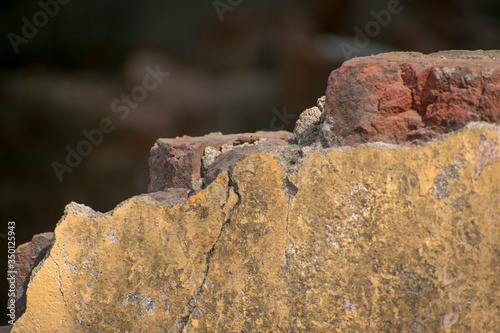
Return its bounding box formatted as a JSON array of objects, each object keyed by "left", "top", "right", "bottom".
[{"left": 287, "top": 127, "right": 500, "bottom": 332}]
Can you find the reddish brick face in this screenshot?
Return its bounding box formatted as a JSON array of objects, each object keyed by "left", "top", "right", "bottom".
[
  {"left": 148, "top": 131, "right": 293, "bottom": 193},
  {"left": 325, "top": 50, "right": 500, "bottom": 146}
]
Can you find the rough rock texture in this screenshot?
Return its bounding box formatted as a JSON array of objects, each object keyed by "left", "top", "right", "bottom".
[
  {"left": 293, "top": 96, "right": 325, "bottom": 145},
  {"left": 148, "top": 131, "right": 293, "bottom": 193},
  {"left": 12, "top": 232, "right": 54, "bottom": 318},
  {"left": 13, "top": 177, "right": 239, "bottom": 332},
  {"left": 12, "top": 123, "right": 500, "bottom": 332},
  {"left": 324, "top": 50, "right": 500, "bottom": 146}
]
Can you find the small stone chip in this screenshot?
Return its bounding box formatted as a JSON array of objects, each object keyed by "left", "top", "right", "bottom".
[{"left": 202, "top": 146, "right": 220, "bottom": 170}]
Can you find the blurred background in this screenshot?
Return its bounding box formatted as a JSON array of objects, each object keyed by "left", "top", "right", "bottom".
[{"left": 1, "top": 0, "right": 499, "bottom": 324}]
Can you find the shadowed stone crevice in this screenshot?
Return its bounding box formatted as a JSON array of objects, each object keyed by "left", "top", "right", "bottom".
[
  {"left": 283, "top": 193, "right": 291, "bottom": 278},
  {"left": 176, "top": 179, "right": 241, "bottom": 333},
  {"left": 281, "top": 177, "right": 298, "bottom": 200},
  {"left": 283, "top": 199, "right": 297, "bottom": 278}
]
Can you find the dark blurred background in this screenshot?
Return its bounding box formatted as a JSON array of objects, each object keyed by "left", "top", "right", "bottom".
[{"left": 1, "top": 0, "right": 499, "bottom": 325}]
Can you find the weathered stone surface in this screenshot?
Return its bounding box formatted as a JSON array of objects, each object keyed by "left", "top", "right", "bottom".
[
  {"left": 201, "top": 139, "right": 296, "bottom": 189},
  {"left": 324, "top": 50, "right": 500, "bottom": 146},
  {"left": 293, "top": 96, "right": 324, "bottom": 146},
  {"left": 13, "top": 173, "right": 237, "bottom": 332},
  {"left": 12, "top": 232, "right": 54, "bottom": 318},
  {"left": 148, "top": 131, "right": 293, "bottom": 193},
  {"left": 12, "top": 123, "right": 500, "bottom": 332}
]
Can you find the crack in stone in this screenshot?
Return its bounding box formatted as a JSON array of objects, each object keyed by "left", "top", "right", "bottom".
[
  {"left": 283, "top": 178, "right": 297, "bottom": 278},
  {"left": 281, "top": 176, "right": 298, "bottom": 200},
  {"left": 284, "top": 197, "right": 291, "bottom": 276},
  {"left": 46, "top": 252, "right": 75, "bottom": 324},
  {"left": 48, "top": 243, "right": 85, "bottom": 318},
  {"left": 176, "top": 177, "right": 241, "bottom": 332}
]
